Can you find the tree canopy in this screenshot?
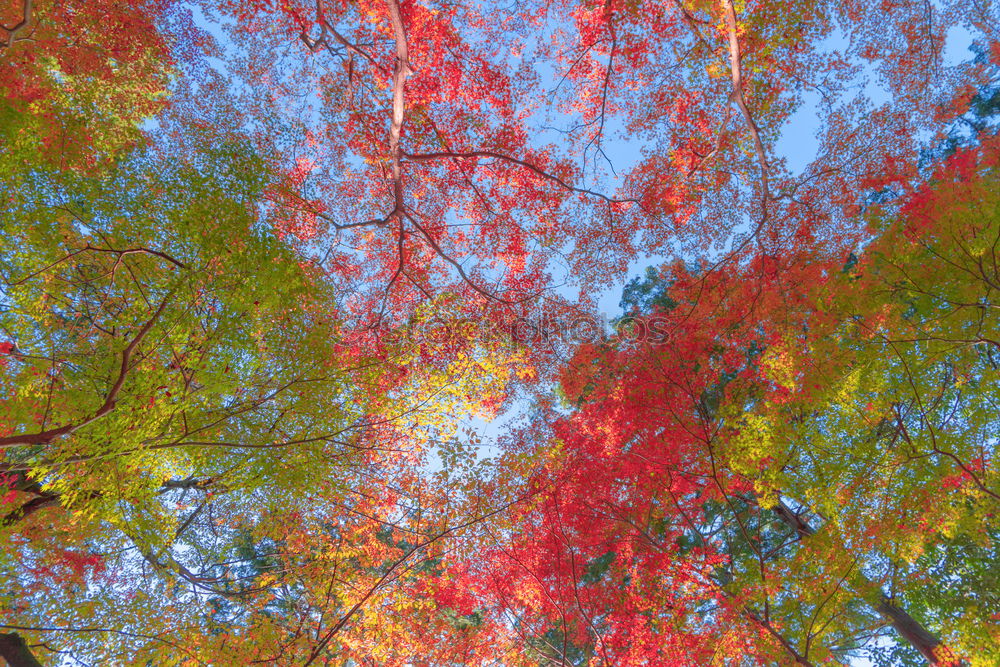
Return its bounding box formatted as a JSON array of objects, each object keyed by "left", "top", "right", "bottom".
[{"left": 1, "top": 0, "right": 999, "bottom": 664}]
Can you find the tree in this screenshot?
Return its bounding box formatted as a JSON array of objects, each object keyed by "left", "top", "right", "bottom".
[
  {"left": 0, "top": 116, "right": 527, "bottom": 663},
  {"left": 176, "top": 0, "right": 986, "bottom": 323},
  {"left": 467, "top": 137, "right": 1000, "bottom": 665},
  {"left": 728, "top": 138, "right": 1000, "bottom": 664}
]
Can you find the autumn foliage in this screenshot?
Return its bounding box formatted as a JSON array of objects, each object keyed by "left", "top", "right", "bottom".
[{"left": 1, "top": 0, "right": 999, "bottom": 664}]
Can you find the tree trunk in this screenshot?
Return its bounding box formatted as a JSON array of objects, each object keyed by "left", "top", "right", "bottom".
[
  {"left": 0, "top": 633, "right": 43, "bottom": 667},
  {"left": 876, "top": 598, "right": 947, "bottom": 664},
  {"left": 770, "top": 500, "right": 946, "bottom": 664}
]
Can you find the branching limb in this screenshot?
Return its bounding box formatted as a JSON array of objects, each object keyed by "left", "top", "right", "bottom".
[
  {"left": 404, "top": 212, "right": 518, "bottom": 304},
  {"left": 721, "top": 0, "right": 770, "bottom": 208},
  {"left": 0, "top": 290, "right": 175, "bottom": 449},
  {"left": 302, "top": 495, "right": 532, "bottom": 666},
  {"left": 0, "top": 0, "right": 33, "bottom": 49},
  {"left": 1, "top": 494, "right": 59, "bottom": 527},
  {"left": 742, "top": 608, "right": 816, "bottom": 666},
  {"left": 9, "top": 242, "right": 185, "bottom": 287},
  {"left": 402, "top": 149, "right": 638, "bottom": 206}
]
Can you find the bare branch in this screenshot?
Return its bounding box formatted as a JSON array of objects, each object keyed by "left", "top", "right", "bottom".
[{"left": 8, "top": 243, "right": 185, "bottom": 287}]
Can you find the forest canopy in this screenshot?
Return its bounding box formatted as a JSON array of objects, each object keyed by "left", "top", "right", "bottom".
[{"left": 1, "top": 0, "right": 999, "bottom": 664}]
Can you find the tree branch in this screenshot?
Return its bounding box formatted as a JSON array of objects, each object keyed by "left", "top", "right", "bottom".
[
  {"left": 385, "top": 0, "right": 413, "bottom": 224},
  {"left": 766, "top": 498, "right": 947, "bottom": 663},
  {"left": 302, "top": 495, "right": 531, "bottom": 666},
  {"left": 720, "top": 0, "right": 770, "bottom": 212},
  {"left": 0, "top": 290, "right": 175, "bottom": 449},
  {"left": 402, "top": 149, "right": 637, "bottom": 205},
  {"left": 0, "top": 0, "right": 33, "bottom": 49},
  {"left": 405, "top": 212, "right": 525, "bottom": 304}
]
